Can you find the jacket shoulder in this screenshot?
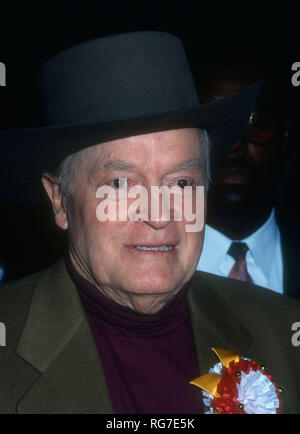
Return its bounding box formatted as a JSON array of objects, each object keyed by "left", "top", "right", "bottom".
[
  {"left": 0, "top": 271, "right": 42, "bottom": 348},
  {"left": 191, "top": 270, "right": 300, "bottom": 335},
  {"left": 0, "top": 271, "right": 41, "bottom": 306},
  {"left": 192, "top": 270, "right": 300, "bottom": 311}
]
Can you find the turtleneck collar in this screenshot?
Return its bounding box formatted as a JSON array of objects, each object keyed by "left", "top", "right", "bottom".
[{"left": 65, "top": 255, "right": 191, "bottom": 337}]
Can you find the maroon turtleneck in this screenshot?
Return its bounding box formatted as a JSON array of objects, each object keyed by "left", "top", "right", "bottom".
[{"left": 65, "top": 257, "right": 203, "bottom": 414}]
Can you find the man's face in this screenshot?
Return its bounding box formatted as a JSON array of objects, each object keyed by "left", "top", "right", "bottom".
[
  {"left": 199, "top": 68, "right": 288, "bottom": 214},
  {"left": 62, "top": 128, "right": 206, "bottom": 299}
]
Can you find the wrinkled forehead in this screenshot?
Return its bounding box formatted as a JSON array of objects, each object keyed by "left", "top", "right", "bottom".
[{"left": 78, "top": 128, "right": 205, "bottom": 174}]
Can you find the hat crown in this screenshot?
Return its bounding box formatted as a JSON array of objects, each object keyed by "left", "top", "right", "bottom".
[
  {"left": 0, "top": 31, "right": 262, "bottom": 204},
  {"left": 40, "top": 31, "right": 200, "bottom": 126}
]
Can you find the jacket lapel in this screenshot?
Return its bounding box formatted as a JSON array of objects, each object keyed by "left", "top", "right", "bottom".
[
  {"left": 15, "top": 259, "right": 113, "bottom": 414},
  {"left": 187, "top": 271, "right": 254, "bottom": 376},
  {"left": 187, "top": 271, "right": 299, "bottom": 414}
]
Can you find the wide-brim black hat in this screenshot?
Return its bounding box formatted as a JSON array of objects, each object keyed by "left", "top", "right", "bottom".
[{"left": 0, "top": 31, "right": 262, "bottom": 203}]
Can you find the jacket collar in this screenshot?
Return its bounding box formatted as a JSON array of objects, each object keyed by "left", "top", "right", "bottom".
[{"left": 15, "top": 259, "right": 113, "bottom": 414}]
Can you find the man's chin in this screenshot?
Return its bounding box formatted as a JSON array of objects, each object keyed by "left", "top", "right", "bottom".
[
  {"left": 122, "top": 272, "right": 184, "bottom": 297},
  {"left": 209, "top": 184, "right": 264, "bottom": 214},
  {"left": 125, "top": 281, "right": 178, "bottom": 296}
]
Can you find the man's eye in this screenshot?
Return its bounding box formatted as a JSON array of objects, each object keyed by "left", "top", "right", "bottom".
[
  {"left": 249, "top": 111, "right": 266, "bottom": 128},
  {"left": 109, "top": 178, "right": 127, "bottom": 189},
  {"left": 175, "top": 179, "right": 191, "bottom": 189}
]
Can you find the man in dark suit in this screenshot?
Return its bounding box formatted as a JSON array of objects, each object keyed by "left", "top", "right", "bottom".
[
  {"left": 0, "top": 32, "right": 300, "bottom": 414},
  {"left": 194, "top": 64, "right": 300, "bottom": 300}
]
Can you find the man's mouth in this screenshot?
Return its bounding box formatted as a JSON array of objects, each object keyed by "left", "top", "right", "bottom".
[
  {"left": 135, "top": 245, "right": 174, "bottom": 251},
  {"left": 125, "top": 243, "right": 177, "bottom": 254},
  {"left": 216, "top": 163, "right": 257, "bottom": 184},
  {"left": 219, "top": 168, "right": 248, "bottom": 184}
]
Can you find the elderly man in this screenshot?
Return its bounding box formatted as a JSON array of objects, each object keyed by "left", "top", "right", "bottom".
[{"left": 0, "top": 32, "right": 300, "bottom": 414}]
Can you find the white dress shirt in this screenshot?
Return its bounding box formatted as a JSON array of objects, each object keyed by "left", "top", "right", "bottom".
[{"left": 196, "top": 208, "right": 284, "bottom": 294}]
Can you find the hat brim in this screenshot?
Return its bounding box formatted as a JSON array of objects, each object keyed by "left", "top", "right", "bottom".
[{"left": 0, "top": 81, "right": 262, "bottom": 203}]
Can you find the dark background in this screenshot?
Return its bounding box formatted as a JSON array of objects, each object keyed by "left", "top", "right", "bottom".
[{"left": 1, "top": 3, "right": 300, "bottom": 280}]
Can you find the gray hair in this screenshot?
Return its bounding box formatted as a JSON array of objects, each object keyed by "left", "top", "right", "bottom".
[
  {"left": 55, "top": 129, "right": 211, "bottom": 199},
  {"left": 202, "top": 129, "right": 211, "bottom": 189}
]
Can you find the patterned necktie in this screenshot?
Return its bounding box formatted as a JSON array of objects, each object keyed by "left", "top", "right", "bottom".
[{"left": 227, "top": 242, "right": 253, "bottom": 284}]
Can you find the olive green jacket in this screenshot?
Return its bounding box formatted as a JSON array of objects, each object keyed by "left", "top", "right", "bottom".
[{"left": 1, "top": 259, "right": 300, "bottom": 414}]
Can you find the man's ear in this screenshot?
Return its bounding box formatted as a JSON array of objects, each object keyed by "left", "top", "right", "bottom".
[{"left": 41, "top": 172, "right": 68, "bottom": 230}]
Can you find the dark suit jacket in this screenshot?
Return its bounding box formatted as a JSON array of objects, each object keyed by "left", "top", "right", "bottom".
[
  {"left": 1, "top": 259, "right": 300, "bottom": 414},
  {"left": 279, "top": 217, "right": 300, "bottom": 300}
]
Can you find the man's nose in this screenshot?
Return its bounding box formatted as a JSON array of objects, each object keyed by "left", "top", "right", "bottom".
[
  {"left": 144, "top": 215, "right": 171, "bottom": 230},
  {"left": 226, "top": 136, "right": 248, "bottom": 158},
  {"left": 135, "top": 183, "right": 175, "bottom": 230},
  {"left": 145, "top": 188, "right": 173, "bottom": 230}
]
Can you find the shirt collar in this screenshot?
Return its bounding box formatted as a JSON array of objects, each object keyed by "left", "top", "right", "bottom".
[
  {"left": 198, "top": 208, "right": 279, "bottom": 279},
  {"left": 243, "top": 208, "right": 280, "bottom": 278},
  {"left": 199, "top": 224, "right": 233, "bottom": 273}
]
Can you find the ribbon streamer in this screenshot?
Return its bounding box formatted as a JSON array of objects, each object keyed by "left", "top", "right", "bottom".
[{"left": 189, "top": 347, "right": 240, "bottom": 398}]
